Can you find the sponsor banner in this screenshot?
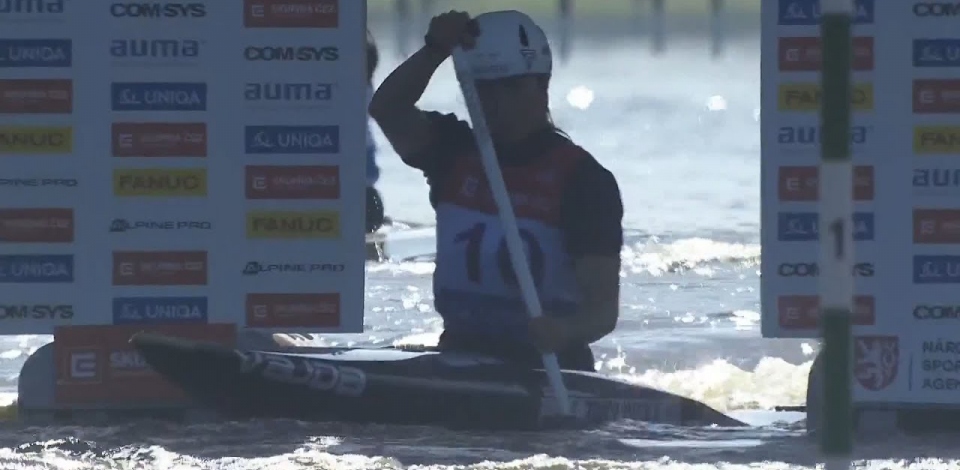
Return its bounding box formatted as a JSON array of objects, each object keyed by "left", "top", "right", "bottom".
[
  {"left": 762, "top": 0, "right": 960, "bottom": 407},
  {"left": 108, "top": 2, "right": 207, "bottom": 18},
  {"left": 778, "top": 36, "right": 874, "bottom": 72},
  {"left": 914, "top": 255, "right": 960, "bottom": 284},
  {"left": 111, "top": 296, "right": 208, "bottom": 325},
  {"left": 913, "top": 168, "right": 960, "bottom": 196},
  {"left": 778, "top": 83, "right": 874, "bottom": 112},
  {"left": 0, "top": 79, "right": 72, "bottom": 114},
  {"left": 854, "top": 336, "right": 899, "bottom": 393},
  {"left": 0, "top": 0, "right": 65, "bottom": 19},
  {"left": 242, "top": 261, "right": 345, "bottom": 276},
  {"left": 914, "top": 305, "right": 960, "bottom": 321},
  {"left": 0, "top": 1, "right": 368, "bottom": 337},
  {"left": 777, "top": 262, "right": 875, "bottom": 278},
  {"left": 244, "top": 125, "right": 339, "bottom": 154},
  {"left": 777, "top": 165, "right": 875, "bottom": 201},
  {"left": 0, "top": 208, "right": 73, "bottom": 242},
  {"left": 914, "top": 209, "right": 960, "bottom": 244},
  {"left": 111, "top": 122, "right": 207, "bottom": 157},
  {"left": 53, "top": 323, "right": 235, "bottom": 405},
  {"left": 776, "top": 211, "right": 874, "bottom": 242},
  {"left": 0, "top": 302, "right": 73, "bottom": 334},
  {"left": 0, "top": 39, "right": 71, "bottom": 68},
  {"left": 776, "top": 0, "right": 875, "bottom": 26},
  {"left": 109, "top": 218, "right": 211, "bottom": 233},
  {"left": 112, "top": 251, "right": 208, "bottom": 286},
  {"left": 0, "top": 126, "right": 72, "bottom": 154},
  {"left": 886, "top": 329, "right": 960, "bottom": 401},
  {"left": 914, "top": 126, "right": 960, "bottom": 154},
  {"left": 111, "top": 82, "right": 207, "bottom": 112},
  {"left": 245, "top": 165, "right": 340, "bottom": 199},
  {"left": 913, "top": 79, "right": 960, "bottom": 113},
  {"left": 113, "top": 168, "right": 207, "bottom": 197},
  {"left": 109, "top": 38, "right": 204, "bottom": 66},
  {"left": 0, "top": 303, "right": 73, "bottom": 321},
  {"left": 0, "top": 178, "right": 77, "bottom": 188},
  {"left": 244, "top": 82, "right": 334, "bottom": 108},
  {"left": 245, "top": 293, "right": 340, "bottom": 328},
  {"left": 913, "top": 39, "right": 960, "bottom": 68},
  {"left": 0, "top": 254, "right": 73, "bottom": 283},
  {"left": 777, "top": 295, "right": 876, "bottom": 329},
  {"left": 243, "top": 45, "right": 339, "bottom": 63},
  {"left": 913, "top": 2, "right": 960, "bottom": 18},
  {"left": 776, "top": 124, "right": 872, "bottom": 153},
  {"left": 908, "top": 336, "right": 960, "bottom": 399},
  {"left": 246, "top": 210, "right": 341, "bottom": 239},
  {"left": 243, "top": 0, "right": 339, "bottom": 28}
]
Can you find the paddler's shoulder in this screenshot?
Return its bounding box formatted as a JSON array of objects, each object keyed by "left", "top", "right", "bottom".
[
  {"left": 543, "top": 132, "right": 620, "bottom": 199},
  {"left": 423, "top": 111, "right": 475, "bottom": 151},
  {"left": 541, "top": 129, "right": 603, "bottom": 169},
  {"left": 406, "top": 111, "right": 474, "bottom": 179}
]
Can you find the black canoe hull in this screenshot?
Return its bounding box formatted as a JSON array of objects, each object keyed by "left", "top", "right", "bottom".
[{"left": 132, "top": 333, "right": 745, "bottom": 430}]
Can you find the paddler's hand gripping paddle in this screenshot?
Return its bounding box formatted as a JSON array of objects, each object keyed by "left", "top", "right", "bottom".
[{"left": 451, "top": 48, "right": 573, "bottom": 418}]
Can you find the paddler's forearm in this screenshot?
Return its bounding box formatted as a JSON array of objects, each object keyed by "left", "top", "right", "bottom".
[
  {"left": 564, "top": 304, "right": 618, "bottom": 344},
  {"left": 563, "top": 255, "right": 621, "bottom": 344},
  {"left": 368, "top": 46, "right": 447, "bottom": 120}
]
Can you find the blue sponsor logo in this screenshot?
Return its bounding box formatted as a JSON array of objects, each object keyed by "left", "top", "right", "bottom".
[
  {"left": 0, "top": 0, "right": 64, "bottom": 14},
  {"left": 112, "top": 296, "right": 208, "bottom": 324},
  {"left": 244, "top": 82, "right": 333, "bottom": 102},
  {"left": 914, "top": 168, "right": 960, "bottom": 192},
  {"left": 913, "top": 39, "right": 960, "bottom": 67},
  {"left": 0, "top": 39, "right": 71, "bottom": 67},
  {"left": 109, "top": 39, "right": 202, "bottom": 60},
  {"left": 777, "top": 125, "right": 870, "bottom": 147},
  {"left": 914, "top": 255, "right": 960, "bottom": 284},
  {"left": 777, "top": 212, "right": 874, "bottom": 242},
  {"left": 111, "top": 82, "right": 207, "bottom": 111},
  {"left": 244, "top": 125, "right": 339, "bottom": 154},
  {"left": 0, "top": 254, "right": 73, "bottom": 283},
  {"left": 777, "top": 0, "right": 874, "bottom": 26}
]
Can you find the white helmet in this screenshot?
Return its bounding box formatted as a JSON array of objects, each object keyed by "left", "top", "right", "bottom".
[{"left": 463, "top": 10, "right": 553, "bottom": 80}]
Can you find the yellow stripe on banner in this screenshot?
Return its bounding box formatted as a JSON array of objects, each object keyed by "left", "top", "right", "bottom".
[
  {"left": 778, "top": 83, "right": 874, "bottom": 112},
  {"left": 246, "top": 210, "right": 341, "bottom": 239}
]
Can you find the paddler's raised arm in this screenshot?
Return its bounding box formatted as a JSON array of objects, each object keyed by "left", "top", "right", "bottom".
[{"left": 369, "top": 11, "right": 478, "bottom": 166}]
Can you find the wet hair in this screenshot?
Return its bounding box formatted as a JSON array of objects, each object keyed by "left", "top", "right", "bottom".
[
  {"left": 534, "top": 74, "right": 570, "bottom": 139},
  {"left": 366, "top": 30, "right": 379, "bottom": 84}
]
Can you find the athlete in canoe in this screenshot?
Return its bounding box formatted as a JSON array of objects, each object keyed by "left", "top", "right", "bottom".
[
  {"left": 369, "top": 10, "right": 623, "bottom": 372},
  {"left": 366, "top": 30, "right": 386, "bottom": 234}
]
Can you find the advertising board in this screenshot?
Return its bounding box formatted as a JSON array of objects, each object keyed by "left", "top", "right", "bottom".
[
  {"left": 0, "top": 0, "right": 367, "bottom": 337},
  {"left": 762, "top": 0, "right": 960, "bottom": 403},
  {"left": 53, "top": 323, "right": 236, "bottom": 405}
]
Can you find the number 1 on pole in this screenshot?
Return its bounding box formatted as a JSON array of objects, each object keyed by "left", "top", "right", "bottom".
[{"left": 819, "top": 0, "right": 855, "bottom": 468}]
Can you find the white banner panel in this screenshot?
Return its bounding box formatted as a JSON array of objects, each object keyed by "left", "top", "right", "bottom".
[{"left": 0, "top": 0, "right": 367, "bottom": 335}]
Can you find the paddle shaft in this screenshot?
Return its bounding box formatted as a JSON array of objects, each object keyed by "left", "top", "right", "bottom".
[{"left": 451, "top": 48, "right": 572, "bottom": 416}]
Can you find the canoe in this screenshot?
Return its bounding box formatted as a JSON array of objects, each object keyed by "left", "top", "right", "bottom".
[{"left": 132, "top": 333, "right": 745, "bottom": 430}]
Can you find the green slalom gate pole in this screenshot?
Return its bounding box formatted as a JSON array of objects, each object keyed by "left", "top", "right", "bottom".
[{"left": 819, "top": 0, "right": 854, "bottom": 469}]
